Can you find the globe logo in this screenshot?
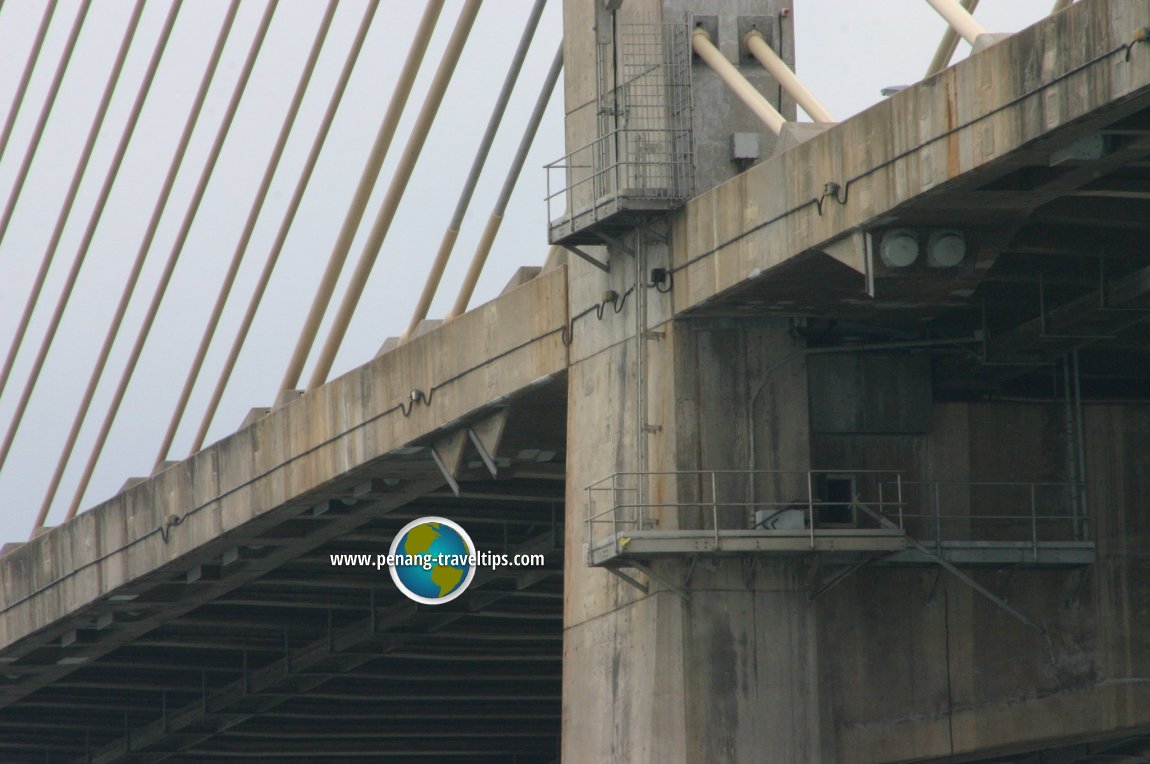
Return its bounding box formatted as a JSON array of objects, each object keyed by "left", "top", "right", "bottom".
[{"left": 388, "top": 517, "right": 476, "bottom": 605}]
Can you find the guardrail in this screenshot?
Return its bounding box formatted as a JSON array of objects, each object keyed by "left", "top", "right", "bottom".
[
  {"left": 585, "top": 469, "right": 1087, "bottom": 560},
  {"left": 544, "top": 126, "right": 693, "bottom": 232},
  {"left": 878, "top": 479, "right": 1089, "bottom": 555}
]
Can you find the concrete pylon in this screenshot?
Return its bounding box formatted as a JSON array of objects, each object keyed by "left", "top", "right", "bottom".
[{"left": 561, "top": 218, "right": 823, "bottom": 759}]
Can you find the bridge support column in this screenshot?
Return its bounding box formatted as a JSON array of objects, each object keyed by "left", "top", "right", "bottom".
[{"left": 563, "top": 292, "right": 828, "bottom": 761}]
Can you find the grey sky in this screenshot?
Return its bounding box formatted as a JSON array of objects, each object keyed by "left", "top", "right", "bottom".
[{"left": 0, "top": 0, "right": 1056, "bottom": 543}]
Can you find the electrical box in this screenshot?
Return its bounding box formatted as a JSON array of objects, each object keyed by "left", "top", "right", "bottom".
[{"left": 730, "top": 132, "right": 760, "bottom": 162}]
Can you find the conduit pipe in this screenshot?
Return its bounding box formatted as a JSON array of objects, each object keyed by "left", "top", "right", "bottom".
[
  {"left": 60, "top": 1, "right": 275, "bottom": 522},
  {"left": 190, "top": 1, "right": 380, "bottom": 456},
  {"left": 32, "top": 0, "right": 242, "bottom": 532},
  {"left": 402, "top": 0, "right": 547, "bottom": 343},
  {"left": 306, "top": 0, "right": 481, "bottom": 389},
  {"left": 1051, "top": 0, "right": 1074, "bottom": 12},
  {"left": 926, "top": 0, "right": 978, "bottom": 77},
  {"left": 278, "top": 1, "right": 444, "bottom": 394},
  {"left": 1, "top": 1, "right": 182, "bottom": 485},
  {"left": 692, "top": 26, "right": 784, "bottom": 135},
  {"left": 154, "top": 0, "right": 340, "bottom": 468},
  {"left": 743, "top": 29, "right": 833, "bottom": 123},
  {"left": 924, "top": 0, "right": 987, "bottom": 45},
  {"left": 0, "top": 0, "right": 92, "bottom": 247},
  {"left": 446, "top": 42, "right": 563, "bottom": 321},
  {"left": 0, "top": 0, "right": 144, "bottom": 399},
  {"left": 0, "top": 0, "right": 56, "bottom": 164}
]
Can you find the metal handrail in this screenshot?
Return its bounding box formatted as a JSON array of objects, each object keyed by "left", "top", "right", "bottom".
[
  {"left": 544, "top": 125, "right": 694, "bottom": 223},
  {"left": 585, "top": 469, "right": 1089, "bottom": 561}
]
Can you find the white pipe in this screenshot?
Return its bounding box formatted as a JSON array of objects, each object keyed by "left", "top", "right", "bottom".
[
  {"left": 190, "top": 0, "right": 380, "bottom": 455},
  {"left": 926, "top": 0, "right": 979, "bottom": 77},
  {"left": 1051, "top": 0, "right": 1074, "bottom": 12},
  {"left": 307, "top": 0, "right": 481, "bottom": 389},
  {"left": 402, "top": 0, "right": 547, "bottom": 343},
  {"left": 446, "top": 43, "right": 563, "bottom": 321},
  {"left": 692, "top": 27, "right": 784, "bottom": 136},
  {"left": 743, "top": 30, "right": 833, "bottom": 123},
  {"left": 924, "top": 0, "right": 987, "bottom": 45},
  {"left": 278, "top": 0, "right": 444, "bottom": 394},
  {"left": 63, "top": 0, "right": 269, "bottom": 522},
  {"left": 0, "top": 0, "right": 55, "bottom": 169},
  {"left": 154, "top": 0, "right": 340, "bottom": 469}
]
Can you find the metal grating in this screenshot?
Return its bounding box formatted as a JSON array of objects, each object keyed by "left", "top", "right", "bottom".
[{"left": 546, "top": 18, "right": 694, "bottom": 244}]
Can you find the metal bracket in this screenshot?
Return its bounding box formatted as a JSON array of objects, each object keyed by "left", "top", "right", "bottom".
[
  {"left": 854, "top": 502, "right": 1046, "bottom": 634},
  {"left": 627, "top": 560, "right": 691, "bottom": 602},
  {"left": 606, "top": 566, "right": 649, "bottom": 595},
  {"left": 430, "top": 447, "right": 461, "bottom": 497},
  {"left": 635, "top": 220, "right": 670, "bottom": 244},
  {"left": 684, "top": 555, "right": 698, "bottom": 588},
  {"left": 593, "top": 230, "right": 635, "bottom": 256},
  {"left": 864, "top": 230, "right": 876, "bottom": 298},
  {"left": 1099, "top": 257, "right": 1150, "bottom": 312},
  {"left": 1038, "top": 272, "right": 1117, "bottom": 341},
  {"left": 561, "top": 244, "right": 609, "bottom": 272},
  {"left": 467, "top": 427, "right": 498, "bottom": 478},
  {"left": 926, "top": 567, "right": 943, "bottom": 607},
  {"left": 978, "top": 298, "right": 1059, "bottom": 368},
  {"left": 808, "top": 556, "right": 877, "bottom": 601},
  {"left": 1062, "top": 567, "right": 1090, "bottom": 609}
]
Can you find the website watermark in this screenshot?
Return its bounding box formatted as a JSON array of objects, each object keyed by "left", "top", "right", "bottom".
[
  {"left": 329, "top": 516, "right": 545, "bottom": 605},
  {"left": 329, "top": 551, "right": 548, "bottom": 571}
]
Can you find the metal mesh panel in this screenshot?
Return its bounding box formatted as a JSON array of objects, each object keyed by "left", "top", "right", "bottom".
[
  {"left": 615, "top": 18, "right": 694, "bottom": 199},
  {"left": 546, "top": 18, "right": 694, "bottom": 241}
]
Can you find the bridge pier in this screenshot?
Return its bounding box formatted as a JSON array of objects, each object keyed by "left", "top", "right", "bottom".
[{"left": 563, "top": 261, "right": 826, "bottom": 761}]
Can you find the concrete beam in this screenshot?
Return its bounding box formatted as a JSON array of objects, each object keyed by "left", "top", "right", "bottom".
[
  {"left": 668, "top": 0, "right": 1150, "bottom": 316},
  {"left": 0, "top": 267, "right": 569, "bottom": 657}
]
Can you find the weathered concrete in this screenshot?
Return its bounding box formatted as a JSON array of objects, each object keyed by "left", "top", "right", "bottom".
[
  {"left": 4, "top": 1, "right": 1150, "bottom": 760},
  {"left": 563, "top": 235, "right": 823, "bottom": 761},
  {"left": 558, "top": 2, "right": 1150, "bottom": 761},
  {"left": 0, "top": 266, "right": 569, "bottom": 658},
  {"left": 669, "top": 0, "right": 1150, "bottom": 316},
  {"left": 815, "top": 402, "right": 1150, "bottom": 761}
]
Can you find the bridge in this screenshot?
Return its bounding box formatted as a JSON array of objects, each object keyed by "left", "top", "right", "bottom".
[{"left": 2, "top": 0, "right": 1150, "bottom": 761}]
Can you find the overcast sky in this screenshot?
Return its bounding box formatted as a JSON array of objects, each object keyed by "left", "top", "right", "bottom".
[{"left": 0, "top": 0, "right": 1060, "bottom": 543}]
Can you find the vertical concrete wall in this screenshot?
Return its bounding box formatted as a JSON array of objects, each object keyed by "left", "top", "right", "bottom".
[
  {"left": 564, "top": 261, "right": 828, "bottom": 761},
  {"left": 565, "top": 301, "right": 1150, "bottom": 762},
  {"left": 560, "top": 0, "right": 793, "bottom": 217},
  {"left": 813, "top": 402, "right": 1150, "bottom": 761},
  {"left": 666, "top": 0, "right": 795, "bottom": 191}
]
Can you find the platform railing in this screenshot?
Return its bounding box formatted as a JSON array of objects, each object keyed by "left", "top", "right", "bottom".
[
  {"left": 876, "top": 480, "right": 1089, "bottom": 560},
  {"left": 544, "top": 125, "right": 694, "bottom": 232},
  {"left": 585, "top": 469, "right": 1088, "bottom": 562},
  {"left": 584, "top": 469, "right": 904, "bottom": 558}
]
